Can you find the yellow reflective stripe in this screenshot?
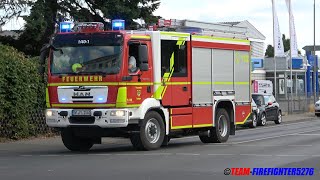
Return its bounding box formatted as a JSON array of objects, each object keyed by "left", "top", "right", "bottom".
[
  {"left": 193, "top": 82, "right": 249, "bottom": 85},
  {"left": 166, "top": 82, "right": 191, "bottom": 85},
  {"left": 48, "top": 82, "right": 118, "bottom": 86},
  {"left": 236, "top": 113, "right": 251, "bottom": 125},
  {"left": 48, "top": 81, "right": 248, "bottom": 87},
  {"left": 131, "top": 35, "right": 151, "bottom": 40},
  {"left": 170, "top": 53, "right": 174, "bottom": 70},
  {"left": 120, "top": 82, "right": 153, "bottom": 86},
  {"left": 123, "top": 104, "right": 141, "bottom": 108},
  {"left": 46, "top": 87, "right": 51, "bottom": 108},
  {"left": 116, "top": 87, "right": 127, "bottom": 108},
  {"left": 171, "top": 125, "right": 193, "bottom": 130},
  {"left": 192, "top": 35, "right": 250, "bottom": 44},
  {"left": 51, "top": 104, "right": 115, "bottom": 108},
  {"left": 193, "top": 124, "right": 213, "bottom": 128},
  {"left": 160, "top": 32, "right": 189, "bottom": 38}
]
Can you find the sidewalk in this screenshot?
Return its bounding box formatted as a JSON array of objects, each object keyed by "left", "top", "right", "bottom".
[{"left": 282, "top": 112, "right": 316, "bottom": 122}]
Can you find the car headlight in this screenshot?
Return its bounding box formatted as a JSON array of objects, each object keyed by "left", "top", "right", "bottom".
[
  {"left": 46, "top": 110, "right": 53, "bottom": 117},
  {"left": 110, "top": 110, "right": 126, "bottom": 117}
]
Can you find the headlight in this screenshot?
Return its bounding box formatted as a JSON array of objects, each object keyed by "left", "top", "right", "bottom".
[
  {"left": 110, "top": 110, "right": 126, "bottom": 116},
  {"left": 256, "top": 109, "right": 260, "bottom": 113},
  {"left": 46, "top": 110, "right": 53, "bottom": 117}
]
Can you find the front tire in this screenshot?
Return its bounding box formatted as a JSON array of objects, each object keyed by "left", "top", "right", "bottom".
[
  {"left": 130, "top": 111, "right": 165, "bottom": 150},
  {"left": 61, "top": 128, "right": 93, "bottom": 152},
  {"left": 199, "top": 108, "right": 230, "bottom": 143}
]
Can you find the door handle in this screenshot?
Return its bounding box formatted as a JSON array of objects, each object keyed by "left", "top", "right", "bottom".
[
  {"left": 182, "top": 86, "right": 187, "bottom": 91},
  {"left": 147, "top": 86, "right": 151, "bottom": 93}
]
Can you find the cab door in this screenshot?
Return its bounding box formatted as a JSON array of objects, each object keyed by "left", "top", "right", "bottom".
[
  {"left": 160, "top": 39, "right": 191, "bottom": 106},
  {"left": 124, "top": 40, "right": 153, "bottom": 107}
]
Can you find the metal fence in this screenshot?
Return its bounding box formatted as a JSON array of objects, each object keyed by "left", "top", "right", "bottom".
[
  {"left": 0, "top": 109, "right": 59, "bottom": 139},
  {"left": 276, "top": 93, "right": 317, "bottom": 115}
]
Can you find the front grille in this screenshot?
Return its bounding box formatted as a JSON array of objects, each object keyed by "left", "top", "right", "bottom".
[{"left": 69, "top": 116, "right": 95, "bottom": 124}]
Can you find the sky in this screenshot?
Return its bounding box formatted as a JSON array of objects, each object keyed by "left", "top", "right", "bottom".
[{"left": 2, "top": 0, "right": 320, "bottom": 55}]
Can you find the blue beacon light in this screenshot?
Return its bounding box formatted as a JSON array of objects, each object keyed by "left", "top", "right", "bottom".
[
  {"left": 60, "top": 22, "right": 73, "bottom": 32},
  {"left": 112, "top": 19, "right": 125, "bottom": 30}
]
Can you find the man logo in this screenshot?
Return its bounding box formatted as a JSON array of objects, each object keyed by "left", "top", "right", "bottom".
[{"left": 73, "top": 92, "right": 91, "bottom": 97}]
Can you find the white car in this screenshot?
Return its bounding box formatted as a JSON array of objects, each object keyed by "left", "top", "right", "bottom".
[{"left": 315, "top": 100, "right": 320, "bottom": 117}]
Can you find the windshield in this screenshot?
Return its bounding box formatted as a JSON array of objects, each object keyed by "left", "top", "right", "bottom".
[
  {"left": 51, "top": 46, "right": 123, "bottom": 75},
  {"left": 252, "top": 95, "right": 264, "bottom": 106}
]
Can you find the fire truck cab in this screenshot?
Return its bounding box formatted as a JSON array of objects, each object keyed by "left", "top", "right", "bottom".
[{"left": 42, "top": 20, "right": 252, "bottom": 151}]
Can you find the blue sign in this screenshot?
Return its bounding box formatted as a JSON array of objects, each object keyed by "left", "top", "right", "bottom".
[
  {"left": 251, "top": 58, "right": 263, "bottom": 68},
  {"left": 112, "top": 19, "right": 125, "bottom": 30},
  {"left": 292, "top": 58, "right": 303, "bottom": 69}
]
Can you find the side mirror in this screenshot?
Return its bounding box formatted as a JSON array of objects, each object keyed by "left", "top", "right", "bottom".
[
  {"left": 139, "top": 63, "right": 149, "bottom": 71},
  {"left": 138, "top": 45, "right": 148, "bottom": 63}
]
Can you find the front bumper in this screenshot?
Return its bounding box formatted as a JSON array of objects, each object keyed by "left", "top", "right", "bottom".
[{"left": 45, "top": 109, "right": 130, "bottom": 128}]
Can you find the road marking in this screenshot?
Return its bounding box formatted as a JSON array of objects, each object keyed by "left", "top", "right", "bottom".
[
  {"left": 239, "top": 154, "right": 272, "bottom": 157},
  {"left": 20, "top": 155, "right": 32, "bottom": 157},
  {"left": 168, "top": 120, "right": 319, "bottom": 142},
  {"left": 237, "top": 120, "right": 319, "bottom": 132},
  {"left": 88, "top": 154, "right": 112, "bottom": 156},
  {"left": 275, "top": 155, "right": 307, "bottom": 157},
  {"left": 176, "top": 153, "right": 200, "bottom": 156},
  {"left": 208, "top": 154, "right": 235, "bottom": 156},
  {"left": 292, "top": 134, "right": 320, "bottom": 136},
  {"left": 63, "top": 155, "right": 75, "bottom": 157},
  {"left": 231, "top": 129, "right": 320, "bottom": 144},
  {"left": 39, "top": 154, "right": 60, "bottom": 157},
  {"left": 288, "top": 145, "right": 313, "bottom": 147}
]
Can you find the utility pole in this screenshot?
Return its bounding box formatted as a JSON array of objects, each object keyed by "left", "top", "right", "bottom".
[
  {"left": 289, "top": 1, "right": 293, "bottom": 114},
  {"left": 314, "top": 0, "right": 317, "bottom": 104}
]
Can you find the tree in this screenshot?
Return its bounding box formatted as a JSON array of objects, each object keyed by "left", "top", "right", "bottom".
[
  {"left": 0, "top": 0, "right": 34, "bottom": 26},
  {"left": 2, "top": 0, "right": 161, "bottom": 56},
  {"left": 265, "top": 34, "right": 301, "bottom": 57}
]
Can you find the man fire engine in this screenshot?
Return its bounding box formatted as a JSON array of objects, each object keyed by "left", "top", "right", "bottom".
[{"left": 42, "top": 20, "right": 252, "bottom": 151}]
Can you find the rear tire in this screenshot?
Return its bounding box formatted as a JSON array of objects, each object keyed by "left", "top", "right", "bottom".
[
  {"left": 130, "top": 111, "right": 165, "bottom": 150},
  {"left": 274, "top": 111, "right": 282, "bottom": 124},
  {"left": 61, "top": 128, "right": 93, "bottom": 152},
  {"left": 258, "top": 113, "right": 267, "bottom": 126},
  {"left": 199, "top": 108, "right": 230, "bottom": 143},
  {"left": 249, "top": 112, "right": 257, "bottom": 128}
]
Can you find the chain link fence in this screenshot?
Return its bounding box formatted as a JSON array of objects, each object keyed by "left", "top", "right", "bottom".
[{"left": 0, "top": 109, "right": 59, "bottom": 139}]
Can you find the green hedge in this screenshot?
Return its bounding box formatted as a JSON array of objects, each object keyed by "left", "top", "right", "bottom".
[{"left": 0, "top": 44, "right": 45, "bottom": 139}]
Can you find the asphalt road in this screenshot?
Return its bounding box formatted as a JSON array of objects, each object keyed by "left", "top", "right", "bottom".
[{"left": 1, "top": 119, "right": 320, "bottom": 180}]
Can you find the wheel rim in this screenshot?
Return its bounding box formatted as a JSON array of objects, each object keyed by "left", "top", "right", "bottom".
[
  {"left": 145, "top": 118, "right": 161, "bottom": 144},
  {"left": 252, "top": 114, "right": 257, "bottom": 126},
  {"left": 278, "top": 113, "right": 282, "bottom": 122},
  {"left": 261, "top": 114, "right": 266, "bottom": 125},
  {"left": 218, "top": 115, "right": 228, "bottom": 137}
]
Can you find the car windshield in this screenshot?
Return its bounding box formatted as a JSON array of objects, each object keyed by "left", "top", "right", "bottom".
[
  {"left": 51, "top": 46, "right": 123, "bottom": 75},
  {"left": 252, "top": 95, "right": 264, "bottom": 106}
]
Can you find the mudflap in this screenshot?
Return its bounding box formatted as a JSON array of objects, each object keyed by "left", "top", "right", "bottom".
[{"left": 230, "top": 124, "right": 236, "bottom": 135}]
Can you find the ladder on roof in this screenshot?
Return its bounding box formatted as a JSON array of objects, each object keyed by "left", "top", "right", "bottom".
[{"left": 126, "top": 19, "right": 249, "bottom": 40}]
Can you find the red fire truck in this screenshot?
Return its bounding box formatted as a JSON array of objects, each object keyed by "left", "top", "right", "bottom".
[{"left": 42, "top": 20, "right": 252, "bottom": 151}]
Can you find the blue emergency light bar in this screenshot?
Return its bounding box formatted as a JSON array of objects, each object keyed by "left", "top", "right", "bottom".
[
  {"left": 112, "top": 19, "right": 125, "bottom": 30},
  {"left": 60, "top": 22, "right": 73, "bottom": 32}
]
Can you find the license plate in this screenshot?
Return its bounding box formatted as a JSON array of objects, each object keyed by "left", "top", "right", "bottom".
[{"left": 72, "top": 109, "right": 91, "bottom": 116}]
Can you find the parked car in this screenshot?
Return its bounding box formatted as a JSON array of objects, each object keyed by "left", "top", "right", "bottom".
[
  {"left": 252, "top": 93, "right": 282, "bottom": 126},
  {"left": 244, "top": 99, "right": 259, "bottom": 128},
  {"left": 315, "top": 100, "right": 320, "bottom": 117}
]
